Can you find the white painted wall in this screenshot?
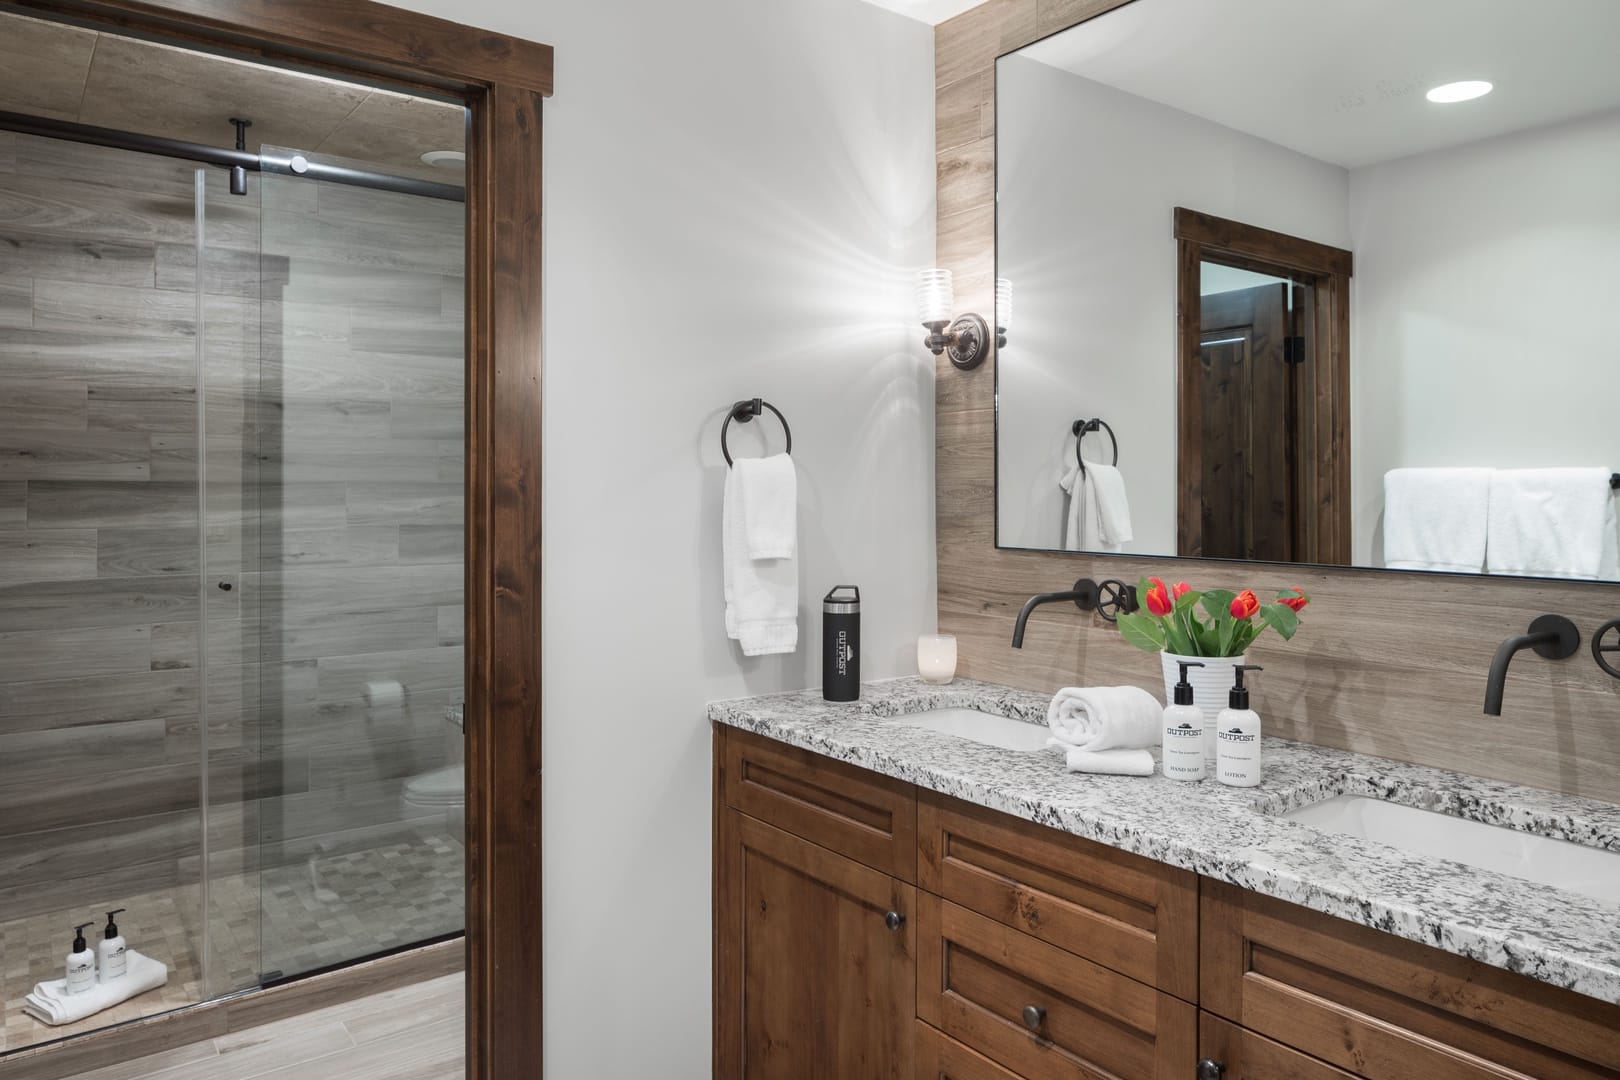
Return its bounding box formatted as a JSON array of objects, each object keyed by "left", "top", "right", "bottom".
[
  {"left": 995, "top": 57, "right": 1349, "bottom": 552},
  {"left": 380, "top": 1, "right": 937, "bottom": 1074},
  {"left": 1348, "top": 108, "right": 1620, "bottom": 565}
]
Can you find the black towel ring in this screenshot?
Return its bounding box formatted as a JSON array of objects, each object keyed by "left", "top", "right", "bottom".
[
  {"left": 721, "top": 398, "right": 792, "bottom": 467},
  {"left": 1071, "top": 418, "right": 1118, "bottom": 475}
]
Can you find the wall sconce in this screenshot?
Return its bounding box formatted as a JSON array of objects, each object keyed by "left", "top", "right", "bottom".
[
  {"left": 995, "top": 277, "right": 1012, "bottom": 349},
  {"left": 917, "top": 268, "right": 989, "bottom": 370}
]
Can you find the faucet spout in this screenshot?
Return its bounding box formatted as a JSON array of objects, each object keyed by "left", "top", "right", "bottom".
[
  {"left": 1010, "top": 580, "right": 1099, "bottom": 648},
  {"left": 1483, "top": 614, "right": 1580, "bottom": 715}
]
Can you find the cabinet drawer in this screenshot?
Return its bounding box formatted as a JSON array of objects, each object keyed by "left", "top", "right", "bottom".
[
  {"left": 918, "top": 893, "right": 1196, "bottom": 1080},
  {"left": 1199, "top": 1012, "right": 1357, "bottom": 1079},
  {"left": 916, "top": 1022, "right": 1022, "bottom": 1080},
  {"left": 724, "top": 726, "right": 917, "bottom": 881},
  {"left": 1201, "top": 880, "right": 1620, "bottom": 1079},
  {"left": 919, "top": 791, "right": 1198, "bottom": 1000}
]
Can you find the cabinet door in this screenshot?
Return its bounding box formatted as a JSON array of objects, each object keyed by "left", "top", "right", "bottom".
[
  {"left": 1198, "top": 1012, "right": 1358, "bottom": 1079},
  {"left": 716, "top": 809, "right": 916, "bottom": 1079},
  {"left": 1201, "top": 880, "right": 1620, "bottom": 1080}
]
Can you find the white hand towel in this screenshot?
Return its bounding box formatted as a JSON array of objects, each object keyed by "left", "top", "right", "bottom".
[
  {"left": 1486, "top": 468, "right": 1616, "bottom": 580},
  {"left": 723, "top": 465, "right": 798, "bottom": 656},
  {"left": 24, "top": 951, "right": 168, "bottom": 1026},
  {"left": 1045, "top": 686, "right": 1161, "bottom": 752},
  {"left": 1382, "top": 468, "right": 1490, "bottom": 572},
  {"left": 1060, "top": 747, "right": 1156, "bottom": 777},
  {"left": 736, "top": 453, "right": 797, "bottom": 559},
  {"left": 1085, "top": 463, "right": 1133, "bottom": 547},
  {"left": 1058, "top": 461, "right": 1084, "bottom": 551}
]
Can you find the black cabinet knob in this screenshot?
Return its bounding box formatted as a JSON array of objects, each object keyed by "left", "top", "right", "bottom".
[
  {"left": 1021, "top": 1005, "right": 1045, "bottom": 1030},
  {"left": 883, "top": 911, "right": 904, "bottom": 931},
  {"left": 1197, "top": 1059, "right": 1225, "bottom": 1080}
]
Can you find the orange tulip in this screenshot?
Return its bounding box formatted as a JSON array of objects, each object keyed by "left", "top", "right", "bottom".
[
  {"left": 1280, "top": 587, "right": 1309, "bottom": 613},
  {"left": 1144, "top": 577, "right": 1172, "bottom": 617},
  {"left": 1172, "top": 581, "right": 1191, "bottom": 599},
  {"left": 1229, "top": 589, "right": 1260, "bottom": 619}
]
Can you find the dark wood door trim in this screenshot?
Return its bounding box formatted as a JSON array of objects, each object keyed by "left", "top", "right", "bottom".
[
  {"left": 16, "top": 4, "right": 552, "bottom": 1077},
  {"left": 1175, "top": 208, "right": 1352, "bottom": 564}
]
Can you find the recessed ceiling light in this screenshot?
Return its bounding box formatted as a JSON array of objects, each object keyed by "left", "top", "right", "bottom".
[
  {"left": 419, "top": 150, "right": 466, "bottom": 168},
  {"left": 1426, "top": 80, "right": 1492, "bottom": 104}
]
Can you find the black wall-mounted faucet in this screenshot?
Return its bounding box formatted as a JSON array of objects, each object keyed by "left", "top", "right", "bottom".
[
  {"left": 1483, "top": 614, "right": 1580, "bottom": 715},
  {"left": 1010, "top": 578, "right": 1136, "bottom": 648}
]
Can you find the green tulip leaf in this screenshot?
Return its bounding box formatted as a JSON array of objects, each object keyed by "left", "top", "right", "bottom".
[
  {"left": 1261, "top": 602, "right": 1300, "bottom": 639},
  {"left": 1117, "top": 612, "right": 1167, "bottom": 652}
]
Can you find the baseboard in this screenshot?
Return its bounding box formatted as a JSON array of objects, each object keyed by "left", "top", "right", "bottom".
[{"left": 0, "top": 937, "right": 464, "bottom": 1080}]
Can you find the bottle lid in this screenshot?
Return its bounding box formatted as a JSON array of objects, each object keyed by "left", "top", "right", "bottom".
[
  {"left": 1174, "top": 660, "right": 1205, "bottom": 706},
  {"left": 104, "top": 908, "right": 126, "bottom": 940},
  {"left": 73, "top": 922, "right": 93, "bottom": 953},
  {"left": 823, "top": 585, "right": 860, "bottom": 614},
  {"left": 1229, "top": 665, "right": 1263, "bottom": 709}
]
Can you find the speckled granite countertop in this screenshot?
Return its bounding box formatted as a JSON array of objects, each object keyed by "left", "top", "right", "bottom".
[{"left": 708, "top": 677, "right": 1620, "bottom": 1006}]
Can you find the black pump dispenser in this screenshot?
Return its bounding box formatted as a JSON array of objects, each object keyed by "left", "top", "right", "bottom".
[
  {"left": 1173, "top": 660, "right": 1205, "bottom": 705},
  {"left": 104, "top": 908, "right": 126, "bottom": 940},
  {"left": 1228, "top": 665, "right": 1263, "bottom": 709},
  {"left": 72, "top": 922, "right": 93, "bottom": 953}
]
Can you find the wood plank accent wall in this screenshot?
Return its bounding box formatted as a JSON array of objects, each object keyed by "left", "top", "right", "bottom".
[{"left": 933, "top": 0, "right": 1620, "bottom": 802}]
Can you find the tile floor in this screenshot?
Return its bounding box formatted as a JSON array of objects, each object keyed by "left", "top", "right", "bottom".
[
  {"left": 0, "top": 830, "right": 462, "bottom": 1055},
  {"left": 80, "top": 971, "right": 464, "bottom": 1080}
]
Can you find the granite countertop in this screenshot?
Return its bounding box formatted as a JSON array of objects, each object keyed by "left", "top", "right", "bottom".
[{"left": 708, "top": 677, "right": 1620, "bottom": 1006}]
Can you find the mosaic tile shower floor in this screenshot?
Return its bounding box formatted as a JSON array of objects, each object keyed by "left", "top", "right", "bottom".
[{"left": 0, "top": 830, "right": 462, "bottom": 1055}]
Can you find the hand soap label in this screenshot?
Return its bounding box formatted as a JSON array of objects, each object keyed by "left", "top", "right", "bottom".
[{"left": 1162, "top": 713, "right": 1206, "bottom": 781}]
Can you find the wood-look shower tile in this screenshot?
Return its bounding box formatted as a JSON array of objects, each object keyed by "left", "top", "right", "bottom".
[
  {"left": 0, "top": 718, "right": 170, "bottom": 787},
  {"left": 440, "top": 278, "right": 463, "bottom": 321},
  {"left": 397, "top": 524, "right": 462, "bottom": 565},
  {"left": 0, "top": 760, "right": 202, "bottom": 834},
  {"left": 388, "top": 400, "right": 461, "bottom": 441},
  {"left": 258, "top": 777, "right": 421, "bottom": 845},
  {"left": 258, "top": 525, "right": 399, "bottom": 568},
  {"left": 306, "top": 734, "right": 443, "bottom": 789},
  {"left": 263, "top": 397, "right": 394, "bottom": 440},
  {"left": 260, "top": 435, "right": 441, "bottom": 484},
  {"left": 344, "top": 482, "right": 462, "bottom": 526},
  {"left": 0, "top": 276, "right": 29, "bottom": 328},
  {"left": 349, "top": 307, "right": 462, "bottom": 359},
  {"left": 264, "top": 690, "right": 455, "bottom": 754},
  {"left": 261, "top": 211, "right": 462, "bottom": 278},
  {"left": 12, "top": 132, "right": 244, "bottom": 203},
  {"left": 0, "top": 430, "right": 150, "bottom": 480},
  {"left": 0, "top": 529, "right": 96, "bottom": 584},
  {"left": 315, "top": 646, "right": 464, "bottom": 708},
  {"left": 153, "top": 242, "right": 261, "bottom": 298},
  {"left": 0, "top": 13, "right": 97, "bottom": 122},
  {"left": 278, "top": 260, "right": 450, "bottom": 313},
  {"left": 204, "top": 483, "right": 351, "bottom": 532},
  {"left": 272, "top": 606, "right": 441, "bottom": 664},
  {"left": 0, "top": 624, "right": 153, "bottom": 684},
  {"left": 0, "top": 174, "right": 216, "bottom": 248},
  {"left": 88, "top": 384, "right": 253, "bottom": 436},
  {"left": 436, "top": 441, "right": 463, "bottom": 484},
  {"left": 0, "top": 379, "right": 88, "bottom": 430},
  {"left": 0, "top": 809, "right": 200, "bottom": 891},
  {"left": 0, "top": 228, "right": 156, "bottom": 287},
  {"left": 0, "top": 131, "right": 14, "bottom": 172},
  {"left": 33, "top": 279, "right": 248, "bottom": 342},
  {"left": 0, "top": 667, "right": 195, "bottom": 736},
  {"left": 0, "top": 574, "right": 196, "bottom": 632},
  {"left": 312, "top": 171, "right": 465, "bottom": 231},
  {"left": 26, "top": 479, "right": 197, "bottom": 528},
  {"left": 0, "top": 484, "right": 22, "bottom": 526},
  {"left": 0, "top": 330, "right": 201, "bottom": 384},
  {"left": 435, "top": 605, "right": 463, "bottom": 647},
  {"left": 96, "top": 524, "right": 241, "bottom": 577}
]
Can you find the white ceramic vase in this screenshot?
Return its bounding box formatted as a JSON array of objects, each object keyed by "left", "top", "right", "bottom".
[{"left": 1159, "top": 651, "right": 1245, "bottom": 730}]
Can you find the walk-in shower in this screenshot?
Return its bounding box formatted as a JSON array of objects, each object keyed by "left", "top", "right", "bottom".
[{"left": 0, "top": 8, "right": 467, "bottom": 1054}]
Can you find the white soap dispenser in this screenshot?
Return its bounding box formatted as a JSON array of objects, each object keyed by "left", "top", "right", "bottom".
[
  {"left": 98, "top": 908, "right": 128, "bottom": 983},
  {"left": 1161, "top": 660, "right": 1207, "bottom": 781},
  {"left": 65, "top": 922, "right": 96, "bottom": 995},
  {"left": 1216, "top": 665, "right": 1264, "bottom": 787}
]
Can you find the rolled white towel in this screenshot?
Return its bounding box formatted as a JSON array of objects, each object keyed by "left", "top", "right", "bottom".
[
  {"left": 24, "top": 951, "right": 168, "bottom": 1026},
  {"left": 1045, "top": 685, "right": 1161, "bottom": 752},
  {"left": 1060, "top": 747, "right": 1156, "bottom": 776}
]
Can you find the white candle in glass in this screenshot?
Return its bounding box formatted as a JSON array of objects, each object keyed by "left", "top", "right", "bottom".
[{"left": 917, "top": 634, "right": 957, "bottom": 684}]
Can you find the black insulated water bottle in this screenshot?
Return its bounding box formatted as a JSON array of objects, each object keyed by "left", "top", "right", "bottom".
[{"left": 822, "top": 586, "right": 860, "bottom": 701}]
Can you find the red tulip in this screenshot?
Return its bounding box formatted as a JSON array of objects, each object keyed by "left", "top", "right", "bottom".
[
  {"left": 1144, "top": 577, "right": 1172, "bottom": 617},
  {"left": 1280, "top": 587, "right": 1309, "bottom": 613},
  {"left": 1229, "top": 589, "right": 1260, "bottom": 619},
  {"left": 1172, "top": 581, "right": 1191, "bottom": 599}
]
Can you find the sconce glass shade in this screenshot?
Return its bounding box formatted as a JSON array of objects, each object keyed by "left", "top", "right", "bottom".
[
  {"left": 916, "top": 268, "right": 954, "bottom": 325},
  {"left": 995, "top": 278, "right": 1012, "bottom": 333}
]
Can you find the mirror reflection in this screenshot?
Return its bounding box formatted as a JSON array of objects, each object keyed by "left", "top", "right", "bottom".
[{"left": 995, "top": 0, "right": 1620, "bottom": 581}]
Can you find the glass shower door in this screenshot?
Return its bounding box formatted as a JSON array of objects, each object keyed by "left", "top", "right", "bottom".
[{"left": 249, "top": 149, "right": 466, "bottom": 980}]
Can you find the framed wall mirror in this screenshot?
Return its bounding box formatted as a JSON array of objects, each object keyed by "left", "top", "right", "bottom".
[{"left": 994, "top": 0, "right": 1620, "bottom": 583}]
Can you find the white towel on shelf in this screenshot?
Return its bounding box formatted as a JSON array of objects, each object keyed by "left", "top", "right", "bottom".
[
  {"left": 23, "top": 951, "right": 169, "bottom": 1026},
  {"left": 1486, "top": 468, "right": 1618, "bottom": 580},
  {"left": 722, "top": 464, "right": 798, "bottom": 656},
  {"left": 1085, "top": 463, "right": 1133, "bottom": 547},
  {"left": 1061, "top": 747, "right": 1156, "bottom": 777},
  {"left": 736, "top": 453, "right": 797, "bottom": 559},
  {"left": 1382, "top": 468, "right": 1490, "bottom": 572},
  {"left": 1044, "top": 686, "right": 1161, "bottom": 753}
]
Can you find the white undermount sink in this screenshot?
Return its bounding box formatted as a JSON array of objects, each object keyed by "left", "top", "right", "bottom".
[
  {"left": 885, "top": 708, "right": 1054, "bottom": 752},
  {"left": 1282, "top": 795, "right": 1620, "bottom": 904}
]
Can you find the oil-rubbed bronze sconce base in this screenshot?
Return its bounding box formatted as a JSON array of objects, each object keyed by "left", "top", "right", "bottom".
[{"left": 924, "top": 313, "right": 989, "bottom": 369}]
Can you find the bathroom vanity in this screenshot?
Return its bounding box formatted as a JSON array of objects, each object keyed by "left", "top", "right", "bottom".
[{"left": 710, "top": 680, "right": 1620, "bottom": 1079}]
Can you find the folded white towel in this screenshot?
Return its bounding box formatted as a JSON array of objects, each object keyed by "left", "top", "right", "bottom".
[
  {"left": 723, "top": 465, "right": 798, "bottom": 655},
  {"left": 1045, "top": 686, "right": 1161, "bottom": 752},
  {"left": 1382, "top": 467, "right": 1490, "bottom": 572},
  {"left": 736, "top": 453, "right": 797, "bottom": 559},
  {"left": 24, "top": 951, "right": 168, "bottom": 1026},
  {"left": 1060, "top": 747, "right": 1155, "bottom": 777},
  {"left": 1085, "top": 463, "right": 1133, "bottom": 547},
  {"left": 1058, "top": 461, "right": 1085, "bottom": 551},
  {"left": 1486, "top": 468, "right": 1617, "bottom": 580}
]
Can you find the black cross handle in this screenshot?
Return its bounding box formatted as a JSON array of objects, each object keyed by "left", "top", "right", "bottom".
[{"left": 1594, "top": 619, "right": 1620, "bottom": 681}]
